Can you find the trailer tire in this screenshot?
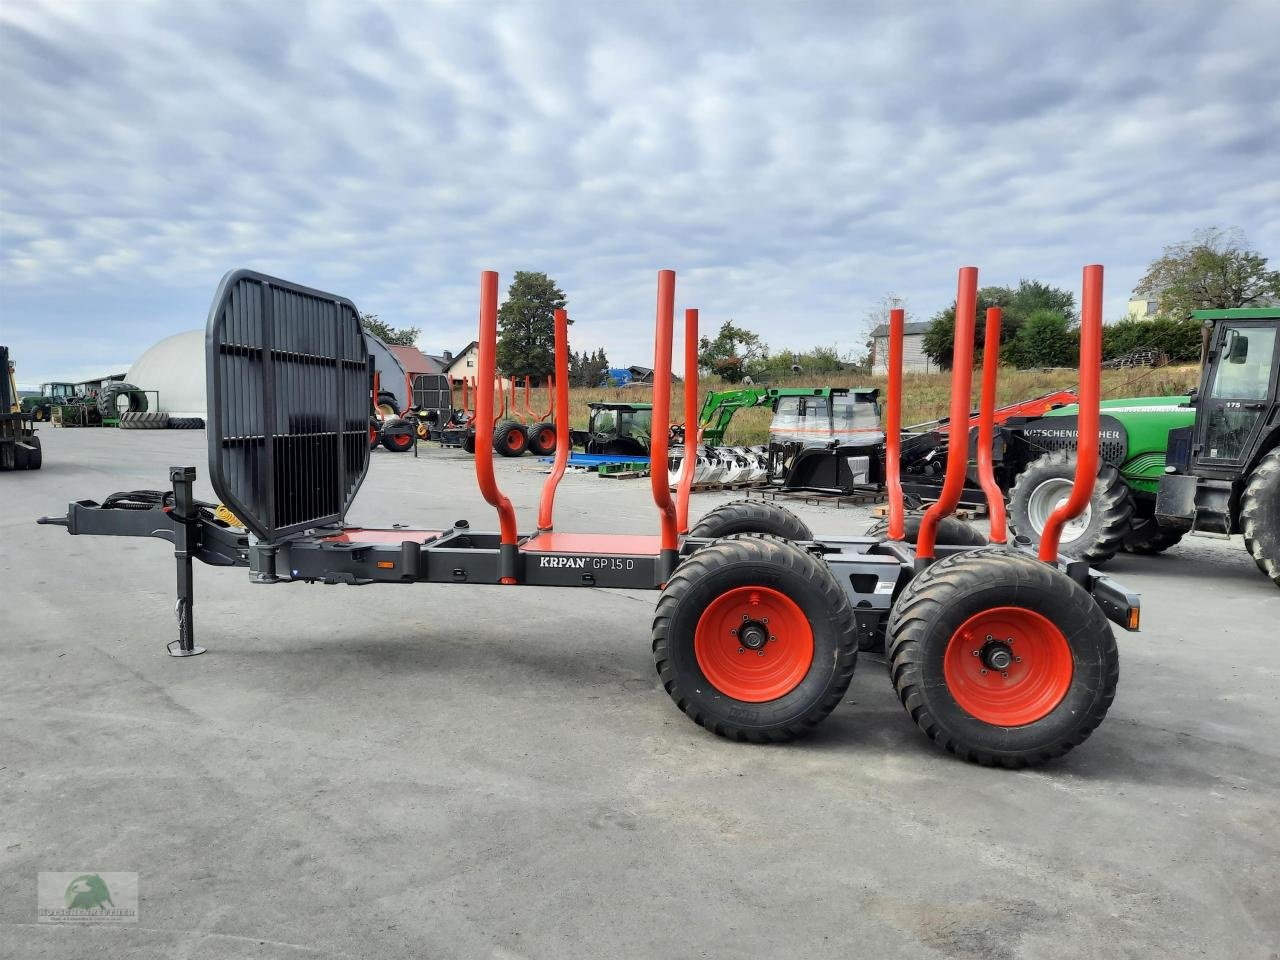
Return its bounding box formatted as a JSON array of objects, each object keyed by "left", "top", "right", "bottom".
[
  {"left": 525, "top": 422, "right": 557, "bottom": 457},
  {"left": 653, "top": 535, "right": 856, "bottom": 742},
  {"left": 688, "top": 499, "right": 814, "bottom": 543},
  {"left": 887, "top": 546, "right": 1118, "bottom": 767},
  {"left": 1123, "top": 518, "right": 1185, "bottom": 555},
  {"left": 368, "top": 419, "right": 382, "bottom": 450},
  {"left": 1008, "top": 450, "right": 1133, "bottom": 564},
  {"left": 462, "top": 432, "right": 476, "bottom": 454},
  {"left": 494, "top": 420, "right": 527, "bottom": 456},
  {"left": 97, "top": 382, "right": 146, "bottom": 419},
  {"left": 381, "top": 418, "right": 415, "bottom": 452},
  {"left": 864, "top": 514, "right": 988, "bottom": 547},
  {"left": 1241, "top": 447, "right": 1280, "bottom": 588}
]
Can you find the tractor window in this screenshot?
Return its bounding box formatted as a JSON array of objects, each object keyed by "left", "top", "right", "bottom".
[{"left": 1211, "top": 327, "right": 1276, "bottom": 401}]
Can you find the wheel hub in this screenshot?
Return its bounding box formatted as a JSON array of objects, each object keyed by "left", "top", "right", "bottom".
[
  {"left": 980, "top": 640, "right": 1013, "bottom": 671},
  {"left": 738, "top": 619, "right": 769, "bottom": 651}
]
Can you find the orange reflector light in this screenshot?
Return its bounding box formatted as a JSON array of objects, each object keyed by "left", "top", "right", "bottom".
[
  {"left": 1128, "top": 607, "right": 1140, "bottom": 630},
  {"left": 376, "top": 561, "right": 395, "bottom": 569}
]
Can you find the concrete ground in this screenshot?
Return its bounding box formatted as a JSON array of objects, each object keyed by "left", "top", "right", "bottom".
[{"left": 2, "top": 426, "right": 1277, "bottom": 960}]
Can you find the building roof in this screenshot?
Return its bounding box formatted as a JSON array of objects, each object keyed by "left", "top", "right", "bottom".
[
  {"left": 869, "top": 321, "right": 931, "bottom": 338},
  {"left": 387, "top": 344, "right": 442, "bottom": 375},
  {"left": 443, "top": 342, "right": 479, "bottom": 375}
]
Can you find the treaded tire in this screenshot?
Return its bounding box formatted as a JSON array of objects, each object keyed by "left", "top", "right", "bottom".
[
  {"left": 25, "top": 436, "right": 41, "bottom": 470},
  {"left": 494, "top": 419, "right": 527, "bottom": 456},
  {"left": 652, "top": 535, "right": 857, "bottom": 742},
  {"left": 380, "top": 418, "right": 415, "bottom": 452},
  {"left": 14, "top": 443, "right": 30, "bottom": 469},
  {"left": 688, "top": 498, "right": 814, "bottom": 542},
  {"left": 462, "top": 432, "right": 477, "bottom": 454},
  {"left": 368, "top": 418, "right": 382, "bottom": 450},
  {"left": 97, "top": 382, "right": 146, "bottom": 419},
  {"left": 1241, "top": 447, "right": 1280, "bottom": 588},
  {"left": 525, "top": 421, "right": 557, "bottom": 457},
  {"left": 887, "top": 546, "right": 1118, "bottom": 767},
  {"left": 166, "top": 417, "right": 205, "bottom": 430},
  {"left": 865, "top": 513, "right": 988, "bottom": 547},
  {"left": 118, "top": 411, "right": 168, "bottom": 429},
  {"left": 1123, "top": 518, "right": 1185, "bottom": 555},
  {"left": 1008, "top": 450, "right": 1133, "bottom": 565}
]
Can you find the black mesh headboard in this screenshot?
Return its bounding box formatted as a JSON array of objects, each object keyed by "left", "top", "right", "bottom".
[{"left": 205, "top": 269, "right": 371, "bottom": 542}]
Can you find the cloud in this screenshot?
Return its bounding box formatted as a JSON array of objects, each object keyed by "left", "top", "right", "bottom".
[{"left": 2, "top": 0, "right": 1278, "bottom": 384}]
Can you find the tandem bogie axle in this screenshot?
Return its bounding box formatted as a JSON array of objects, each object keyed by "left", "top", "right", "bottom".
[{"left": 41, "top": 264, "right": 1140, "bottom": 767}]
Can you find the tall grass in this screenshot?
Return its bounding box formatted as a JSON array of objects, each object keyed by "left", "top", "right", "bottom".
[{"left": 551, "top": 365, "right": 1199, "bottom": 445}]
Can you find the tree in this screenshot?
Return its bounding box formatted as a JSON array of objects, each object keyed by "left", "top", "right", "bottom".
[
  {"left": 569, "top": 348, "right": 609, "bottom": 387},
  {"left": 1004, "top": 310, "right": 1079, "bottom": 369},
  {"left": 923, "top": 280, "right": 1076, "bottom": 369},
  {"left": 1137, "top": 227, "right": 1280, "bottom": 318},
  {"left": 698, "top": 320, "right": 766, "bottom": 383},
  {"left": 361, "top": 313, "right": 420, "bottom": 347},
  {"left": 1102, "top": 316, "right": 1203, "bottom": 364},
  {"left": 495, "top": 272, "right": 569, "bottom": 378}
]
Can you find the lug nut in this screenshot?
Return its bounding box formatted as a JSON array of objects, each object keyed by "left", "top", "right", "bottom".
[{"left": 738, "top": 647, "right": 745, "bottom": 654}]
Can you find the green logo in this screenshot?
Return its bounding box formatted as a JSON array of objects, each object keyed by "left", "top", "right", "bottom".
[{"left": 64, "top": 874, "right": 114, "bottom": 911}]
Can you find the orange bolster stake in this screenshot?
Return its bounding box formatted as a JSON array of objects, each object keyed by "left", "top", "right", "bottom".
[
  {"left": 537, "top": 309, "right": 571, "bottom": 531},
  {"left": 885, "top": 307, "right": 906, "bottom": 542},
  {"left": 473, "top": 271, "right": 519, "bottom": 560},
  {"left": 977, "top": 306, "right": 1007, "bottom": 543},
  {"left": 1039, "top": 265, "right": 1103, "bottom": 562},
  {"left": 676, "top": 308, "right": 699, "bottom": 535},
  {"left": 649, "top": 271, "right": 679, "bottom": 558},
  {"left": 916, "top": 266, "right": 979, "bottom": 561}
]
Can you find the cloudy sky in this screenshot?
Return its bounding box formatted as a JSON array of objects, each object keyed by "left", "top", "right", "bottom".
[{"left": 2, "top": 0, "right": 1278, "bottom": 386}]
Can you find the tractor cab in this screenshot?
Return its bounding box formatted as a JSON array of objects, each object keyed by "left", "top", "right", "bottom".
[
  {"left": 768, "top": 388, "right": 885, "bottom": 493},
  {"left": 578, "top": 401, "right": 654, "bottom": 456},
  {"left": 1157, "top": 308, "right": 1280, "bottom": 546}
]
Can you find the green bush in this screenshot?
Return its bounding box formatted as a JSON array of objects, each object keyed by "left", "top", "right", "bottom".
[{"left": 1102, "top": 315, "right": 1203, "bottom": 363}]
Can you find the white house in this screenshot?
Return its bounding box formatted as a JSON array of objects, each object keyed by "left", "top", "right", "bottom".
[{"left": 870, "top": 321, "right": 934, "bottom": 373}]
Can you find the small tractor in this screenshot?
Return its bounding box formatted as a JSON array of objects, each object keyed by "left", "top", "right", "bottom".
[
  {"left": 39, "top": 264, "right": 1140, "bottom": 768},
  {"left": 991, "top": 308, "right": 1279, "bottom": 586},
  {"left": 21, "top": 381, "right": 98, "bottom": 424},
  {"left": 1, "top": 346, "right": 42, "bottom": 470}
]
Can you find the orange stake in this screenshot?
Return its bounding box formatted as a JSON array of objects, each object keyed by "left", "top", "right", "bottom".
[
  {"left": 885, "top": 307, "right": 906, "bottom": 541},
  {"left": 649, "top": 271, "right": 678, "bottom": 554},
  {"left": 537, "top": 309, "right": 571, "bottom": 531},
  {"left": 1039, "top": 265, "right": 1103, "bottom": 562},
  {"left": 676, "top": 308, "right": 699, "bottom": 534},
  {"left": 473, "top": 271, "right": 519, "bottom": 551},
  {"left": 977, "top": 307, "right": 1007, "bottom": 543},
  {"left": 916, "top": 267, "right": 979, "bottom": 560}
]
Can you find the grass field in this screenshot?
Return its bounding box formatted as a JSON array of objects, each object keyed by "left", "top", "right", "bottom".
[{"left": 549, "top": 365, "right": 1200, "bottom": 445}]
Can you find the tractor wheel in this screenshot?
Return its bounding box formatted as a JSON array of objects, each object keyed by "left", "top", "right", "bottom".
[
  {"left": 1008, "top": 450, "right": 1133, "bottom": 565},
  {"left": 25, "top": 436, "right": 42, "bottom": 470},
  {"left": 688, "top": 498, "right": 813, "bottom": 542},
  {"left": 494, "top": 419, "right": 527, "bottom": 457},
  {"left": 1123, "top": 518, "right": 1185, "bottom": 555},
  {"left": 864, "top": 513, "right": 988, "bottom": 547},
  {"left": 14, "top": 443, "right": 30, "bottom": 469},
  {"left": 887, "top": 547, "right": 1118, "bottom": 767},
  {"left": 97, "top": 382, "right": 145, "bottom": 419},
  {"left": 652, "top": 535, "right": 856, "bottom": 742},
  {"left": 33, "top": 405, "right": 47, "bottom": 422},
  {"left": 1241, "top": 447, "right": 1280, "bottom": 588},
  {"left": 462, "top": 432, "right": 477, "bottom": 454},
  {"left": 381, "top": 419, "right": 414, "bottom": 452},
  {"left": 525, "top": 422, "right": 557, "bottom": 457},
  {"left": 368, "top": 419, "right": 381, "bottom": 450}
]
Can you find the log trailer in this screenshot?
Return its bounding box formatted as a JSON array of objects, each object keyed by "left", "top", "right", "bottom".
[{"left": 39, "top": 265, "right": 1139, "bottom": 766}]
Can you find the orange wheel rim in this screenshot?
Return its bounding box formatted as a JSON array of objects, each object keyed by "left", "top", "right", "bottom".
[
  {"left": 392, "top": 433, "right": 411, "bottom": 449},
  {"left": 506, "top": 430, "right": 524, "bottom": 449},
  {"left": 538, "top": 429, "right": 555, "bottom": 447},
  {"left": 943, "top": 606, "right": 1073, "bottom": 726},
  {"left": 693, "top": 586, "right": 813, "bottom": 702},
  {"left": 369, "top": 426, "right": 379, "bottom": 444}
]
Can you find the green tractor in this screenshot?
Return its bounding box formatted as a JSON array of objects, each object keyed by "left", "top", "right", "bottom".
[
  {"left": 21, "top": 382, "right": 89, "bottom": 423},
  {"left": 1005, "top": 308, "right": 1280, "bottom": 587},
  {"left": 570, "top": 401, "right": 655, "bottom": 456}
]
